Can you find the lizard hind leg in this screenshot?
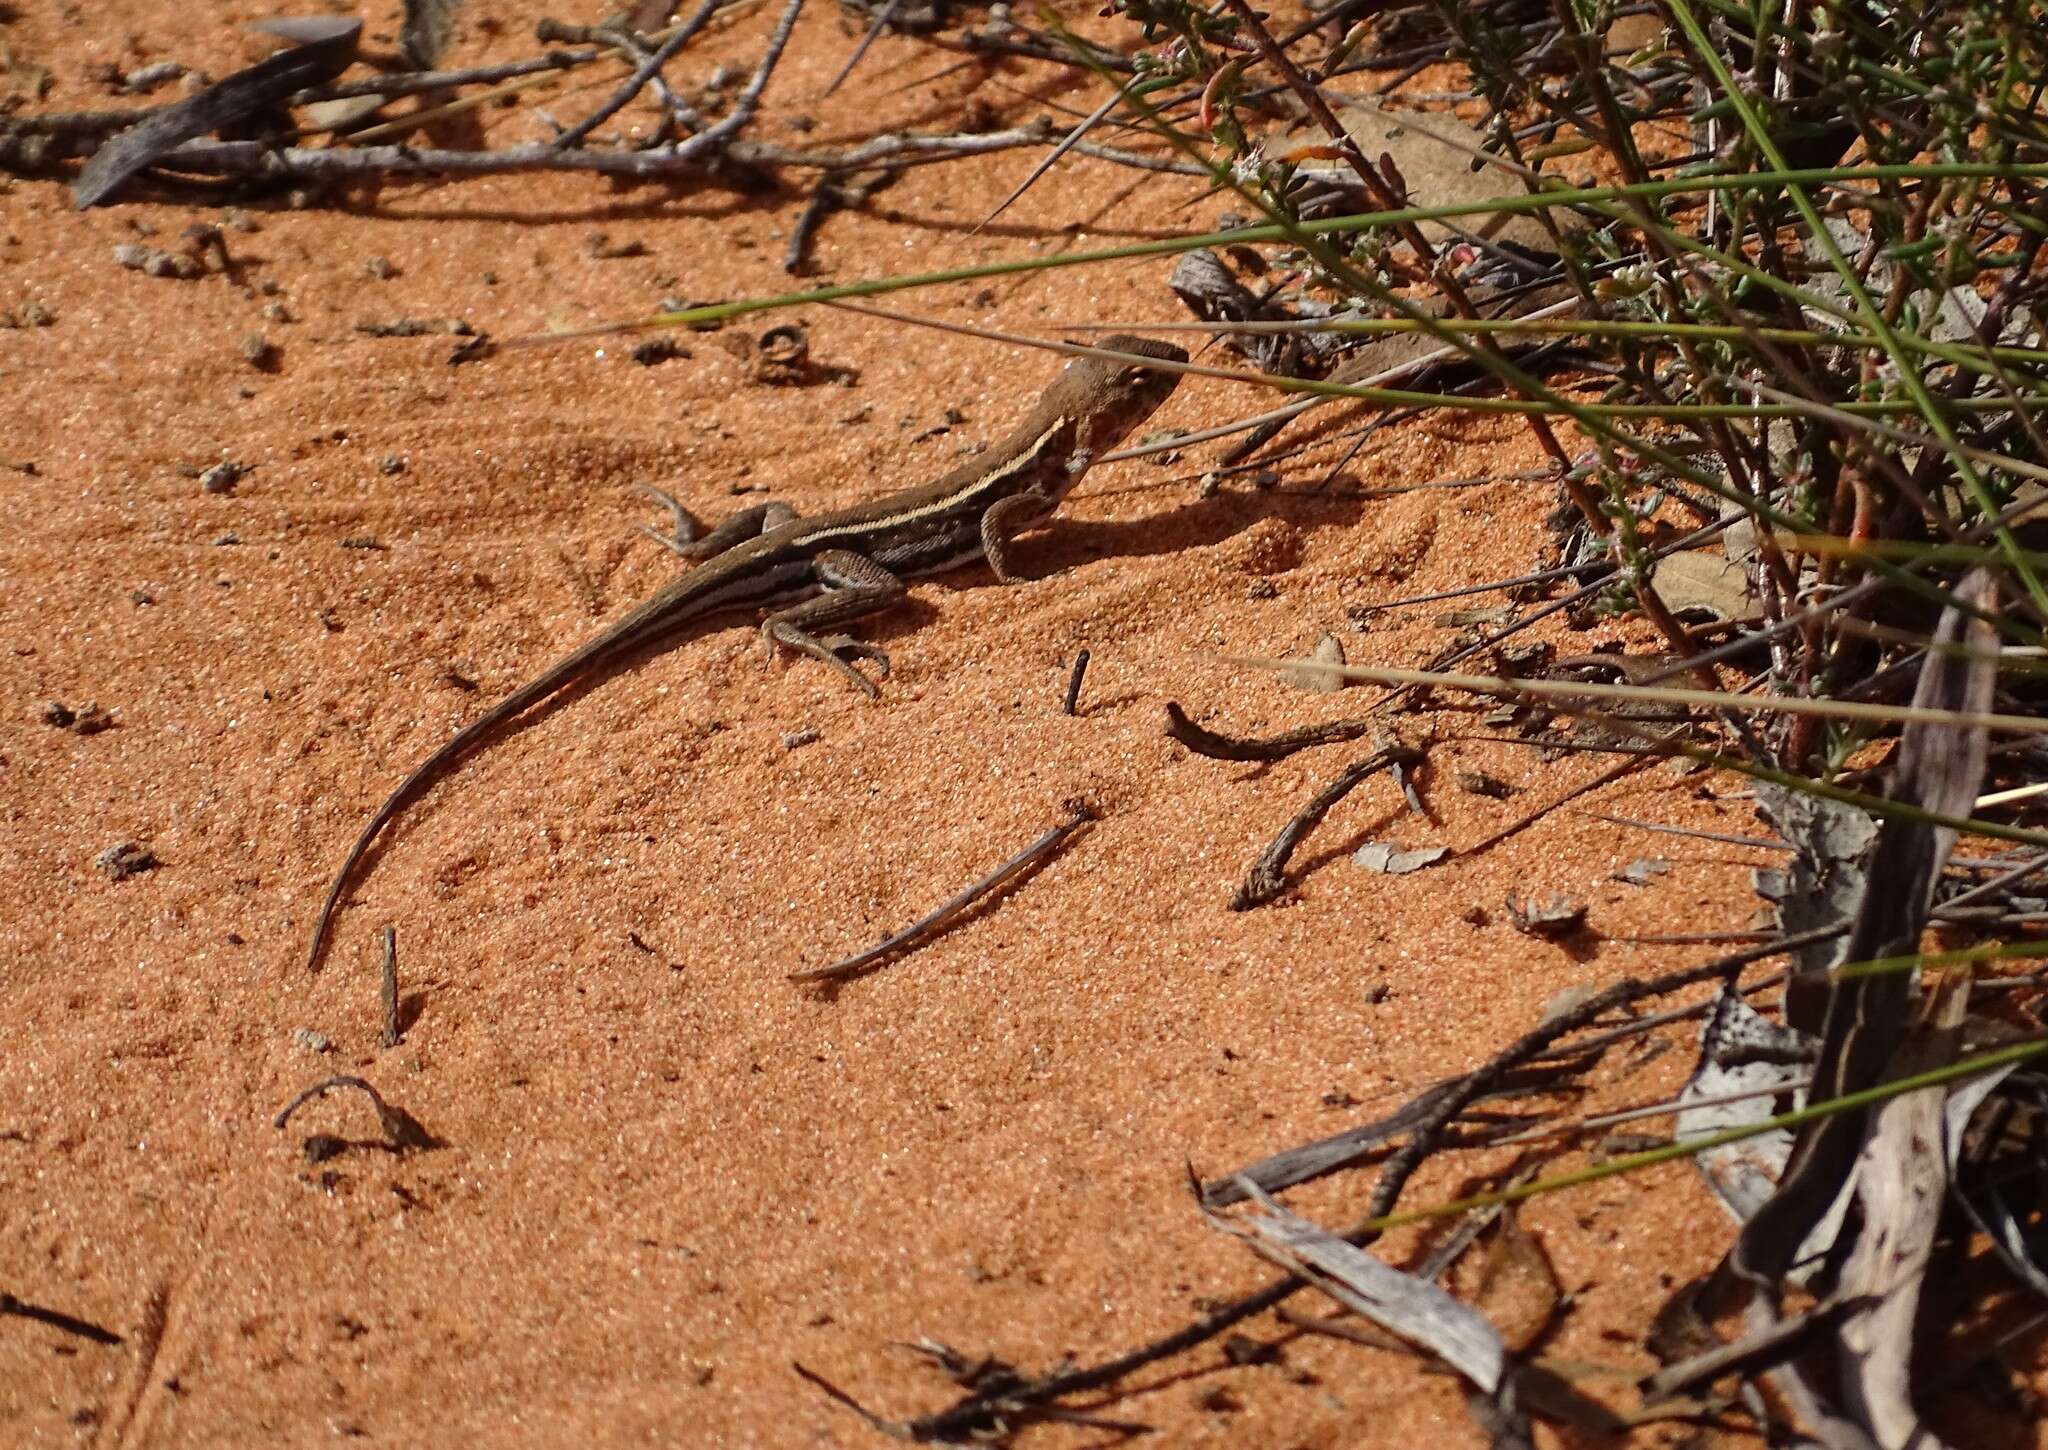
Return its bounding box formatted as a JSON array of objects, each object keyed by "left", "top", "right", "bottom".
[
  {"left": 759, "top": 549, "right": 907, "bottom": 699},
  {"left": 637, "top": 487, "right": 797, "bottom": 561}
]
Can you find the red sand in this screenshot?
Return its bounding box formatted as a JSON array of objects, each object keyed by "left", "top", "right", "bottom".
[{"left": 3, "top": 3, "right": 2036, "bottom": 1445}]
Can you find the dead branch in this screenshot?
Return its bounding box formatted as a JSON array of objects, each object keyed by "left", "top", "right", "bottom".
[
  {"left": 881, "top": 929, "right": 1840, "bottom": 1441},
  {"left": 1230, "top": 737, "right": 1423, "bottom": 909},
  {"left": 549, "top": 0, "right": 720, "bottom": 150},
  {"left": 66, "top": 123, "right": 1196, "bottom": 191},
  {"left": 1164, "top": 700, "right": 1380, "bottom": 762},
  {"left": 790, "top": 806, "right": 1093, "bottom": 984}
]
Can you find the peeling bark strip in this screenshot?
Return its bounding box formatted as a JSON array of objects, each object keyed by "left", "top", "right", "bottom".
[
  {"left": 1736, "top": 569, "right": 2002, "bottom": 1290},
  {"left": 73, "top": 19, "right": 362, "bottom": 209},
  {"left": 1204, "top": 1180, "right": 1523, "bottom": 1440},
  {"left": 1834, "top": 982, "right": 1966, "bottom": 1450}
]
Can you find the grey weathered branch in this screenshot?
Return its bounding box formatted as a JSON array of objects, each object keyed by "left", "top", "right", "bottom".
[
  {"left": 548, "top": 0, "right": 722, "bottom": 150},
  {"left": 94, "top": 121, "right": 1197, "bottom": 186}
]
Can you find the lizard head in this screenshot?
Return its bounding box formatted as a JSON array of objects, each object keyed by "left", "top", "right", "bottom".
[{"left": 1050, "top": 334, "right": 1188, "bottom": 458}]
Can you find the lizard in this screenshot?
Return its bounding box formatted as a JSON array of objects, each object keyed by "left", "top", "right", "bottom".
[{"left": 304, "top": 335, "right": 1187, "bottom": 973}]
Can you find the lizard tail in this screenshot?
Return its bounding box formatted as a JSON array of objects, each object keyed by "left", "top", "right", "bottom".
[{"left": 302, "top": 599, "right": 692, "bottom": 975}]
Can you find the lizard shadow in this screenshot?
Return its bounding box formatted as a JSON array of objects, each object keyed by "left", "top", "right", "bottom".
[
  {"left": 831, "top": 594, "right": 939, "bottom": 650},
  {"left": 987, "top": 484, "right": 1376, "bottom": 578}
]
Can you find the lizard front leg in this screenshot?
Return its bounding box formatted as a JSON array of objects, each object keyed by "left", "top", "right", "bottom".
[
  {"left": 639, "top": 487, "right": 798, "bottom": 561},
  {"left": 978, "top": 492, "right": 1054, "bottom": 584},
  {"left": 760, "top": 549, "right": 907, "bottom": 699}
]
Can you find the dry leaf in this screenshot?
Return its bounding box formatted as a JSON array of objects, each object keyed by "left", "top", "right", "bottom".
[
  {"left": 1352, "top": 841, "right": 1448, "bottom": 874},
  {"left": 1320, "top": 99, "right": 1565, "bottom": 251},
  {"left": 1506, "top": 892, "right": 1586, "bottom": 938},
  {"left": 1649, "top": 550, "right": 1754, "bottom": 622},
  {"left": 1283, "top": 632, "right": 1350, "bottom": 692},
  {"left": 1616, "top": 857, "right": 1671, "bottom": 886}
]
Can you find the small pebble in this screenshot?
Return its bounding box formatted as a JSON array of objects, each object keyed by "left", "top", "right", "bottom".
[
  {"left": 181, "top": 224, "right": 229, "bottom": 272},
  {"left": 36, "top": 701, "right": 113, "bottom": 735},
  {"left": 1507, "top": 892, "right": 1588, "bottom": 939},
  {"left": 1457, "top": 770, "right": 1512, "bottom": 799},
  {"left": 293, "top": 1028, "right": 333, "bottom": 1054},
  {"left": 631, "top": 337, "right": 689, "bottom": 367},
  {"left": 1616, "top": 858, "right": 1672, "bottom": 887},
  {"left": 113, "top": 243, "right": 203, "bottom": 280},
  {"left": 94, "top": 840, "right": 158, "bottom": 880},
  {"left": 586, "top": 232, "right": 648, "bottom": 260},
  {"left": 200, "top": 461, "right": 249, "bottom": 494},
  {"left": 1351, "top": 842, "right": 1448, "bottom": 874},
  {"left": 1222, "top": 1335, "right": 1279, "bottom": 1367}
]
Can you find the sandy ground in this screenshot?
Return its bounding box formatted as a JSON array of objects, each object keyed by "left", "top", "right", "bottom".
[{"left": 3, "top": 3, "right": 2042, "bottom": 1446}]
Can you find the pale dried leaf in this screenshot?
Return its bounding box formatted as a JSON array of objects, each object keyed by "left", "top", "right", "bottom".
[
  {"left": 1678, "top": 988, "right": 1826, "bottom": 1231},
  {"left": 1323, "top": 99, "right": 1560, "bottom": 251},
  {"left": 1648, "top": 550, "right": 1754, "bottom": 622},
  {"left": 300, "top": 95, "right": 388, "bottom": 133},
  {"left": 1458, "top": 1210, "right": 1561, "bottom": 1354},
  {"left": 74, "top": 18, "right": 361, "bottom": 208},
  {"left": 1284, "top": 632, "right": 1349, "bottom": 693},
  {"left": 1616, "top": 857, "right": 1671, "bottom": 886},
  {"left": 1352, "top": 841, "right": 1449, "bottom": 874},
  {"left": 1207, "top": 1179, "right": 1505, "bottom": 1394},
  {"left": 1506, "top": 892, "right": 1586, "bottom": 938}
]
